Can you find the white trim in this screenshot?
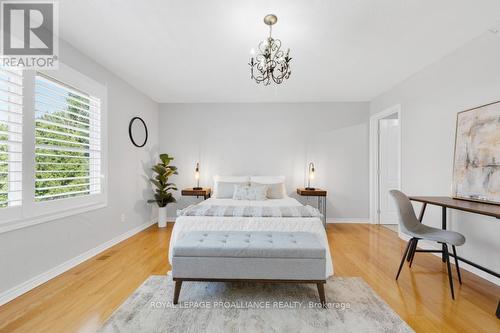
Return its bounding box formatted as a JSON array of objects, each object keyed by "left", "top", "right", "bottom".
[
  {"left": 369, "top": 105, "right": 402, "bottom": 224},
  {"left": 327, "top": 218, "right": 370, "bottom": 224},
  {"left": 0, "top": 62, "right": 109, "bottom": 231},
  {"left": 0, "top": 218, "right": 156, "bottom": 306},
  {"left": 398, "top": 233, "right": 500, "bottom": 286},
  {"left": 0, "top": 202, "right": 106, "bottom": 234}
]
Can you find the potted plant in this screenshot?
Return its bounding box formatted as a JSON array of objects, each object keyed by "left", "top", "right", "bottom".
[{"left": 148, "top": 153, "right": 178, "bottom": 227}]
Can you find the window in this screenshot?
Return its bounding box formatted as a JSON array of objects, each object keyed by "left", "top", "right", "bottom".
[
  {"left": 34, "top": 73, "right": 101, "bottom": 202},
  {"left": 0, "top": 64, "right": 107, "bottom": 232},
  {"left": 0, "top": 69, "right": 23, "bottom": 209}
]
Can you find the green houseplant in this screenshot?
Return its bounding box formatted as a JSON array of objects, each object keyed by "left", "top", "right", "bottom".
[{"left": 148, "top": 153, "right": 178, "bottom": 227}]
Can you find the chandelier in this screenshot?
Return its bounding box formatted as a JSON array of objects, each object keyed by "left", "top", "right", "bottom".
[{"left": 248, "top": 14, "right": 292, "bottom": 85}]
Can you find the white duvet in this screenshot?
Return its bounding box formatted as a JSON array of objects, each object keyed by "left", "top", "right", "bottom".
[{"left": 169, "top": 197, "right": 334, "bottom": 277}]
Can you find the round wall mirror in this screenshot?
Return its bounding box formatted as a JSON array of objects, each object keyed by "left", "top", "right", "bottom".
[{"left": 129, "top": 117, "right": 148, "bottom": 147}]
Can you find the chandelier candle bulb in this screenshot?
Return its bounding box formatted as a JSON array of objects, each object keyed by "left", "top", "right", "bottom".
[{"left": 249, "top": 14, "right": 292, "bottom": 85}]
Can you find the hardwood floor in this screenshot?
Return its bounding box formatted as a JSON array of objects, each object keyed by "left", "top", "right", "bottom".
[{"left": 0, "top": 223, "right": 498, "bottom": 333}]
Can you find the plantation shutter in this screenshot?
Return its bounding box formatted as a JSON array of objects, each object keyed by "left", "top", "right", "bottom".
[
  {"left": 34, "top": 73, "right": 101, "bottom": 202},
  {"left": 0, "top": 69, "right": 23, "bottom": 208}
]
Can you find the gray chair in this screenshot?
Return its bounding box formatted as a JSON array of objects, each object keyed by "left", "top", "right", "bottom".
[{"left": 390, "top": 190, "right": 465, "bottom": 299}]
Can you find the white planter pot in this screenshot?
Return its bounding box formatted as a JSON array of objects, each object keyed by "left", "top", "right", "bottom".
[{"left": 158, "top": 206, "right": 167, "bottom": 228}]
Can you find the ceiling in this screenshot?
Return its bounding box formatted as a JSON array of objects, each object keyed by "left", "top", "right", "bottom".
[{"left": 58, "top": 0, "right": 500, "bottom": 103}]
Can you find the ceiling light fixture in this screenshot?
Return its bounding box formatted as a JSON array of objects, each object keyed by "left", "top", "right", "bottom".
[{"left": 248, "top": 14, "right": 292, "bottom": 85}]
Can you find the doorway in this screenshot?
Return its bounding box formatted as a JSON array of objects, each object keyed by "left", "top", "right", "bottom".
[{"left": 370, "top": 105, "right": 401, "bottom": 228}]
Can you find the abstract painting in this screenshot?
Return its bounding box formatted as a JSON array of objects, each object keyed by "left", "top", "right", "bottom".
[{"left": 452, "top": 101, "right": 500, "bottom": 204}]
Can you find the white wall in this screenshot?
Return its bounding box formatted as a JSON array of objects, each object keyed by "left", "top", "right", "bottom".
[
  {"left": 159, "top": 102, "right": 370, "bottom": 221},
  {"left": 370, "top": 32, "right": 500, "bottom": 285},
  {"left": 0, "top": 39, "right": 159, "bottom": 299}
]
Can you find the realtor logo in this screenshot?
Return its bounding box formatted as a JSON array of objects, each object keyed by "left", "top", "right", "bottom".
[{"left": 1, "top": 0, "right": 59, "bottom": 69}]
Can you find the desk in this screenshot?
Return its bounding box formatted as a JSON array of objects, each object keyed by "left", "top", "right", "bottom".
[
  {"left": 181, "top": 188, "right": 211, "bottom": 200},
  {"left": 297, "top": 188, "right": 327, "bottom": 228},
  {"left": 409, "top": 196, "right": 500, "bottom": 318}
]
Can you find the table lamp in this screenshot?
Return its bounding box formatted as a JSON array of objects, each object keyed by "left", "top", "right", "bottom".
[
  {"left": 193, "top": 162, "right": 202, "bottom": 190},
  {"left": 306, "top": 162, "right": 315, "bottom": 190}
]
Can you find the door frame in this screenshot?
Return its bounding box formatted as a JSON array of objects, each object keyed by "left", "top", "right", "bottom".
[{"left": 369, "top": 104, "right": 402, "bottom": 224}]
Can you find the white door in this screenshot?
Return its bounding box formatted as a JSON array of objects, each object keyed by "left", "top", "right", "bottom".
[{"left": 378, "top": 118, "right": 400, "bottom": 224}]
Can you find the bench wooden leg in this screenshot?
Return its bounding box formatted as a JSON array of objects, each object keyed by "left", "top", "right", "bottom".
[
  {"left": 317, "top": 282, "right": 326, "bottom": 308},
  {"left": 173, "top": 280, "right": 182, "bottom": 304}
]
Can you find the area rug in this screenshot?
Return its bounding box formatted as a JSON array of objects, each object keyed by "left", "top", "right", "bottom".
[{"left": 98, "top": 275, "right": 413, "bottom": 333}]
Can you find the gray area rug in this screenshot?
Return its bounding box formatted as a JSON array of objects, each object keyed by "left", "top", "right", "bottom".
[{"left": 98, "top": 275, "right": 413, "bottom": 333}]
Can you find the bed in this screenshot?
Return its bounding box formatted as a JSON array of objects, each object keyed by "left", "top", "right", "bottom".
[{"left": 168, "top": 195, "right": 334, "bottom": 278}]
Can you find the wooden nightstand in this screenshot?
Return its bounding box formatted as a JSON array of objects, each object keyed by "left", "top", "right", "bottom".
[
  {"left": 297, "top": 188, "right": 327, "bottom": 227},
  {"left": 181, "top": 188, "right": 211, "bottom": 200}
]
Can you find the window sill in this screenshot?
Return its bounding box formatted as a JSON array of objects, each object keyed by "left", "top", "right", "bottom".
[{"left": 0, "top": 202, "right": 107, "bottom": 234}]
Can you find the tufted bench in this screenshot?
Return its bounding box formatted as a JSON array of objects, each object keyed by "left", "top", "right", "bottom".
[{"left": 171, "top": 231, "right": 327, "bottom": 306}]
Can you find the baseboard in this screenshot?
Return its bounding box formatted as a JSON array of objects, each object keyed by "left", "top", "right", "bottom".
[
  {"left": 327, "top": 218, "right": 370, "bottom": 224},
  {"left": 398, "top": 233, "right": 500, "bottom": 286},
  {"left": 0, "top": 218, "right": 157, "bottom": 306}
]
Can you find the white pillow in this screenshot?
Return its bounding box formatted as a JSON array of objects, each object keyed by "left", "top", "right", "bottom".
[
  {"left": 215, "top": 175, "right": 250, "bottom": 183},
  {"left": 250, "top": 176, "right": 287, "bottom": 199},
  {"left": 250, "top": 176, "right": 285, "bottom": 184},
  {"left": 233, "top": 184, "right": 267, "bottom": 201},
  {"left": 213, "top": 175, "right": 250, "bottom": 198}
]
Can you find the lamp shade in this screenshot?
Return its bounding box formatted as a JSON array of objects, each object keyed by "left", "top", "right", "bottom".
[
  {"left": 193, "top": 162, "right": 201, "bottom": 189},
  {"left": 309, "top": 167, "right": 315, "bottom": 180},
  {"left": 306, "top": 162, "right": 315, "bottom": 190}
]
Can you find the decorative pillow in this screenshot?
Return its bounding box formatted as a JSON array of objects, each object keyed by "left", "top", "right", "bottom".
[
  {"left": 233, "top": 184, "right": 268, "bottom": 201},
  {"left": 213, "top": 175, "right": 250, "bottom": 198},
  {"left": 250, "top": 182, "right": 286, "bottom": 199},
  {"left": 250, "top": 176, "right": 287, "bottom": 199}
]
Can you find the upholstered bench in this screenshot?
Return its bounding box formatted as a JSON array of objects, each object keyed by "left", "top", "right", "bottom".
[{"left": 171, "top": 231, "right": 327, "bottom": 306}]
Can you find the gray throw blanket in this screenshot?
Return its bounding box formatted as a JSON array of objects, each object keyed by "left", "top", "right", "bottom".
[{"left": 177, "top": 205, "right": 322, "bottom": 218}]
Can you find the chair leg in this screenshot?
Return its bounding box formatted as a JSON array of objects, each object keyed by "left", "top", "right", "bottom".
[
  {"left": 443, "top": 244, "right": 455, "bottom": 300},
  {"left": 406, "top": 239, "right": 415, "bottom": 262},
  {"left": 317, "top": 283, "right": 326, "bottom": 308},
  {"left": 409, "top": 239, "right": 419, "bottom": 267},
  {"left": 452, "top": 245, "right": 462, "bottom": 284},
  {"left": 173, "top": 280, "right": 182, "bottom": 304},
  {"left": 396, "top": 238, "right": 413, "bottom": 280}
]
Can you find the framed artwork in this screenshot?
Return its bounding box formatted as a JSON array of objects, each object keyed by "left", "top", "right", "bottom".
[{"left": 452, "top": 101, "right": 500, "bottom": 204}]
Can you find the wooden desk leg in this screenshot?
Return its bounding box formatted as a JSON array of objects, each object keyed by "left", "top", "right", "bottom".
[
  {"left": 418, "top": 202, "right": 427, "bottom": 222},
  {"left": 441, "top": 207, "right": 447, "bottom": 263}
]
